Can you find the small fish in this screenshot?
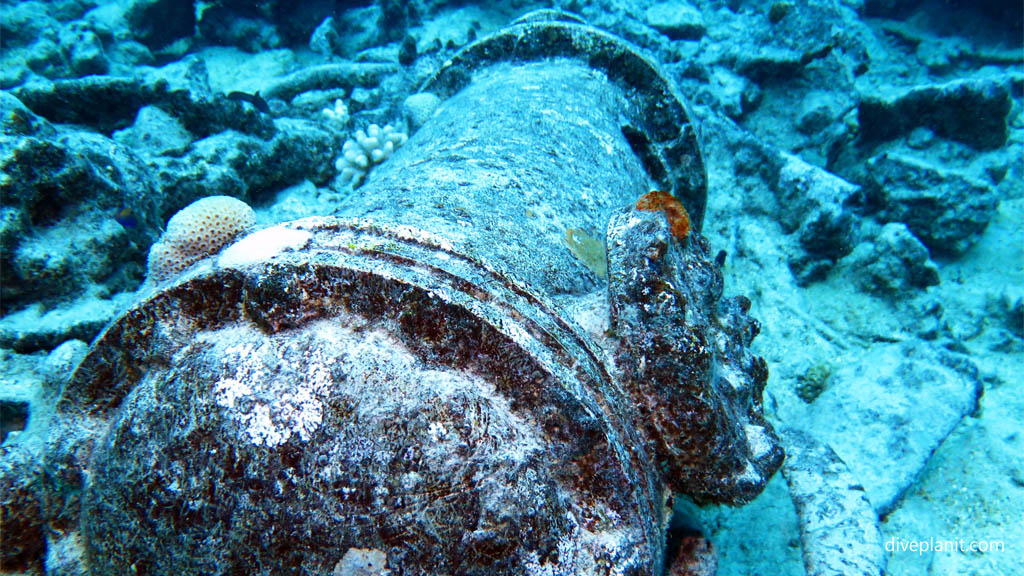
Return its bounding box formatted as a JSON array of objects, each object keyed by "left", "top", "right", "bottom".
[
  {"left": 114, "top": 206, "right": 139, "bottom": 229},
  {"left": 227, "top": 90, "right": 270, "bottom": 114}
]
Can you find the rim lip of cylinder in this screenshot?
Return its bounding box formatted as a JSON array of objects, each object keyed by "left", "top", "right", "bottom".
[
  {"left": 420, "top": 10, "right": 709, "bottom": 232},
  {"left": 62, "top": 217, "right": 668, "bottom": 572}
]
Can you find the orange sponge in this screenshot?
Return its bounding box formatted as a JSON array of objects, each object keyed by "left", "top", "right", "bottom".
[{"left": 635, "top": 190, "right": 691, "bottom": 241}]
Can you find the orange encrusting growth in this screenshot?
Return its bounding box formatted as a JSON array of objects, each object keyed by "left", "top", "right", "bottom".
[{"left": 635, "top": 190, "right": 691, "bottom": 241}]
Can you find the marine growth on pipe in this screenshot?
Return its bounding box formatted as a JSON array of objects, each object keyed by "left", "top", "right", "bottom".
[{"left": 18, "top": 10, "right": 783, "bottom": 576}]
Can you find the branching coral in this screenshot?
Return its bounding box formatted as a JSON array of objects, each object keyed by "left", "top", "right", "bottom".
[{"left": 334, "top": 123, "right": 408, "bottom": 187}]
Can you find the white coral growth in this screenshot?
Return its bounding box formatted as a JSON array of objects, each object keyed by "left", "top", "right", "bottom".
[
  {"left": 334, "top": 123, "right": 407, "bottom": 187},
  {"left": 322, "top": 98, "right": 349, "bottom": 124}
]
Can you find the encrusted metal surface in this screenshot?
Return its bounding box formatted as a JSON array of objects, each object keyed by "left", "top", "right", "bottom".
[
  {"left": 343, "top": 58, "right": 652, "bottom": 298},
  {"left": 32, "top": 10, "right": 782, "bottom": 576},
  {"left": 606, "top": 209, "right": 784, "bottom": 504},
  {"left": 52, "top": 219, "right": 664, "bottom": 574},
  {"left": 421, "top": 12, "right": 707, "bottom": 231}
]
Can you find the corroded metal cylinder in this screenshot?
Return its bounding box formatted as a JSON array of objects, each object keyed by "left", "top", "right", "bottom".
[
  {"left": 338, "top": 10, "right": 707, "bottom": 298},
  {"left": 44, "top": 11, "right": 781, "bottom": 576}
]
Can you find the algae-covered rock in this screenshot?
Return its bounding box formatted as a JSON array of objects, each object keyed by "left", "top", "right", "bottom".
[
  {"left": 858, "top": 78, "right": 1013, "bottom": 150},
  {"left": 865, "top": 152, "right": 998, "bottom": 255},
  {"left": 847, "top": 223, "right": 940, "bottom": 296}
]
